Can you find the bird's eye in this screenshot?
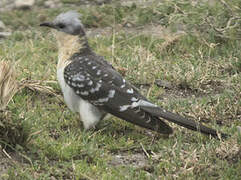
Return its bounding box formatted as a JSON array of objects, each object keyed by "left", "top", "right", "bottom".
[{"left": 58, "top": 23, "right": 65, "bottom": 29}]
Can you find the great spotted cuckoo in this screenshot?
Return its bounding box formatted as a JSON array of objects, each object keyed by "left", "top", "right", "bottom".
[{"left": 40, "top": 11, "right": 228, "bottom": 139}]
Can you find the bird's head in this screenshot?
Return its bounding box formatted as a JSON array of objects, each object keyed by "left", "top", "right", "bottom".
[
  {"left": 40, "top": 11, "right": 89, "bottom": 55},
  {"left": 40, "top": 11, "right": 85, "bottom": 36}
]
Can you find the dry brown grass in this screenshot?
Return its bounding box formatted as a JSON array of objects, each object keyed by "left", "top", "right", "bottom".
[
  {"left": 19, "top": 79, "right": 61, "bottom": 100},
  {"left": 157, "top": 31, "right": 186, "bottom": 53},
  {"left": 0, "top": 60, "right": 18, "bottom": 110},
  {"left": 216, "top": 137, "right": 241, "bottom": 163},
  {"left": 0, "top": 61, "right": 60, "bottom": 148},
  {"left": 0, "top": 60, "right": 60, "bottom": 110}
]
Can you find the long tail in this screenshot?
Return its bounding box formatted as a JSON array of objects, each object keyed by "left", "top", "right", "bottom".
[{"left": 140, "top": 105, "right": 229, "bottom": 139}]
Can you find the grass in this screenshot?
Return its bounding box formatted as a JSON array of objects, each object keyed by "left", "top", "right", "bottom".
[{"left": 0, "top": 0, "right": 240, "bottom": 179}]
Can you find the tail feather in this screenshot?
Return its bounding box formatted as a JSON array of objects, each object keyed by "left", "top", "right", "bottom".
[{"left": 140, "top": 105, "right": 229, "bottom": 139}]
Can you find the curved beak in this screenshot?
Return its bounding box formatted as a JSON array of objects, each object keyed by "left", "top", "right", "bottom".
[{"left": 40, "top": 22, "right": 55, "bottom": 28}]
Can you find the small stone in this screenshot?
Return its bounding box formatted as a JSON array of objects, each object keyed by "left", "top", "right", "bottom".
[
  {"left": 0, "top": 32, "right": 11, "bottom": 38},
  {"left": 123, "top": 22, "right": 133, "bottom": 28},
  {"left": 237, "top": 126, "right": 241, "bottom": 134},
  {"left": 44, "top": 0, "right": 62, "bottom": 8},
  {"left": 0, "top": 20, "right": 6, "bottom": 31},
  {"left": 44, "top": 1, "right": 54, "bottom": 8},
  {"left": 15, "top": 0, "right": 35, "bottom": 9},
  {"left": 50, "top": 176, "right": 57, "bottom": 180}
]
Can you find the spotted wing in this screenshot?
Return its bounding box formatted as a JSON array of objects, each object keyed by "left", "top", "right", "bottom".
[
  {"left": 64, "top": 54, "right": 173, "bottom": 134},
  {"left": 64, "top": 54, "right": 229, "bottom": 138}
]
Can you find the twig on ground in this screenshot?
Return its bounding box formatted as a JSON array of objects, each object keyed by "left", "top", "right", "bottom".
[{"left": 140, "top": 142, "right": 150, "bottom": 158}]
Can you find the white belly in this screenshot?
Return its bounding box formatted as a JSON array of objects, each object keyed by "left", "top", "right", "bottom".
[
  {"left": 57, "top": 67, "right": 80, "bottom": 112},
  {"left": 57, "top": 67, "right": 106, "bottom": 129}
]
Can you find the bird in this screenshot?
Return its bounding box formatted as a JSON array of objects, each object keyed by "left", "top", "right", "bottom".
[{"left": 40, "top": 11, "right": 228, "bottom": 139}]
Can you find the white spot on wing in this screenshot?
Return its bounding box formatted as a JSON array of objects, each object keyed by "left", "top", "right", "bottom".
[
  {"left": 71, "top": 82, "right": 77, "bottom": 87},
  {"left": 92, "top": 66, "right": 97, "bottom": 70},
  {"left": 108, "top": 90, "right": 115, "bottom": 98},
  {"left": 87, "top": 81, "right": 93, "bottom": 86},
  {"left": 72, "top": 74, "right": 85, "bottom": 81},
  {"left": 131, "top": 100, "right": 157, "bottom": 108},
  {"left": 119, "top": 105, "right": 131, "bottom": 112},
  {"left": 77, "top": 83, "right": 84, "bottom": 88},
  {"left": 97, "top": 97, "right": 109, "bottom": 103},
  {"left": 95, "top": 83, "right": 101, "bottom": 91},
  {"left": 131, "top": 97, "right": 138, "bottom": 102},
  {"left": 140, "top": 100, "right": 157, "bottom": 107},
  {"left": 120, "top": 84, "right": 125, "bottom": 88},
  {"left": 90, "top": 83, "right": 102, "bottom": 93},
  {"left": 140, "top": 113, "right": 145, "bottom": 119},
  {"left": 90, "top": 88, "right": 95, "bottom": 93},
  {"left": 133, "top": 107, "right": 141, "bottom": 113},
  {"left": 127, "top": 88, "right": 134, "bottom": 94},
  {"left": 119, "top": 100, "right": 154, "bottom": 112},
  {"left": 96, "top": 70, "right": 101, "bottom": 75},
  {"left": 80, "top": 91, "right": 89, "bottom": 96},
  {"left": 146, "top": 117, "right": 151, "bottom": 123},
  {"left": 95, "top": 89, "right": 115, "bottom": 104}
]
